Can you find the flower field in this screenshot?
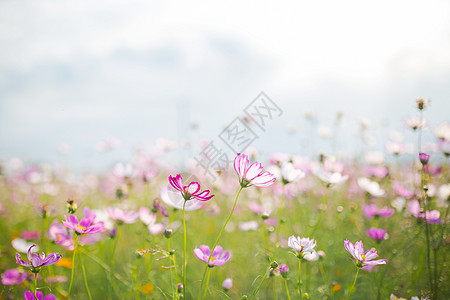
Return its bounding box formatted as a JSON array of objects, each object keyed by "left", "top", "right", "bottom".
[{"left": 0, "top": 101, "right": 449, "bottom": 300}]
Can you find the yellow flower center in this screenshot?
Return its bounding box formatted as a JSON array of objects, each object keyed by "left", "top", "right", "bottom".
[
  {"left": 76, "top": 224, "right": 86, "bottom": 231},
  {"left": 211, "top": 257, "right": 216, "bottom": 261},
  {"left": 361, "top": 254, "right": 366, "bottom": 261}
]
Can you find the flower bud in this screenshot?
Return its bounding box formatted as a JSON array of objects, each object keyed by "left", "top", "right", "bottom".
[
  {"left": 416, "top": 98, "right": 429, "bottom": 110},
  {"left": 270, "top": 261, "right": 278, "bottom": 269},
  {"left": 164, "top": 229, "right": 173, "bottom": 239},
  {"left": 177, "top": 283, "right": 183, "bottom": 293},
  {"left": 419, "top": 153, "right": 430, "bottom": 165},
  {"left": 278, "top": 264, "right": 289, "bottom": 279},
  {"left": 66, "top": 198, "right": 77, "bottom": 214},
  {"left": 222, "top": 278, "right": 232, "bottom": 291}
]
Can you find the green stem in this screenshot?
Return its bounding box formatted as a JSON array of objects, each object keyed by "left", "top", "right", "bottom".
[
  {"left": 438, "top": 156, "right": 447, "bottom": 187},
  {"left": 298, "top": 259, "right": 302, "bottom": 299},
  {"left": 347, "top": 267, "right": 360, "bottom": 300},
  {"left": 110, "top": 226, "right": 121, "bottom": 298},
  {"left": 78, "top": 245, "right": 92, "bottom": 300},
  {"left": 421, "top": 167, "right": 434, "bottom": 292},
  {"left": 202, "top": 268, "right": 211, "bottom": 300},
  {"left": 199, "top": 187, "right": 243, "bottom": 299},
  {"left": 132, "top": 258, "right": 141, "bottom": 300},
  {"left": 262, "top": 222, "right": 271, "bottom": 255},
  {"left": 168, "top": 238, "right": 178, "bottom": 300},
  {"left": 34, "top": 273, "right": 38, "bottom": 299},
  {"left": 182, "top": 201, "right": 187, "bottom": 300},
  {"left": 250, "top": 266, "right": 272, "bottom": 300},
  {"left": 67, "top": 235, "right": 78, "bottom": 299},
  {"left": 275, "top": 183, "right": 286, "bottom": 249},
  {"left": 284, "top": 279, "right": 291, "bottom": 300}
]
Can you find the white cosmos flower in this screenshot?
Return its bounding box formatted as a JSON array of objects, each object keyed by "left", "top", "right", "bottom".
[
  {"left": 12, "top": 238, "right": 39, "bottom": 253},
  {"left": 281, "top": 162, "right": 305, "bottom": 184},
  {"left": 357, "top": 177, "right": 385, "bottom": 197},
  {"left": 316, "top": 169, "right": 348, "bottom": 186},
  {"left": 160, "top": 186, "right": 202, "bottom": 211}
]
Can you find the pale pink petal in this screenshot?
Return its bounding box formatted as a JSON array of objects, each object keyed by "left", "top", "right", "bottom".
[{"left": 244, "top": 162, "right": 264, "bottom": 181}]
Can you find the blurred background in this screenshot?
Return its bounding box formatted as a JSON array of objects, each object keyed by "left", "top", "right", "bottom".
[{"left": 0, "top": 0, "right": 449, "bottom": 172}]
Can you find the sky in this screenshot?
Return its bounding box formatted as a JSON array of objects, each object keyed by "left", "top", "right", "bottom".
[{"left": 0, "top": 0, "right": 449, "bottom": 171}]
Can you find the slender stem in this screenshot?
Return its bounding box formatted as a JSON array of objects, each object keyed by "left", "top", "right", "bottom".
[
  {"left": 433, "top": 247, "right": 438, "bottom": 299},
  {"left": 346, "top": 267, "right": 360, "bottom": 300},
  {"left": 202, "top": 268, "right": 211, "bottom": 300},
  {"left": 250, "top": 266, "right": 272, "bottom": 300},
  {"left": 421, "top": 167, "right": 434, "bottom": 292},
  {"left": 78, "top": 245, "right": 92, "bottom": 300},
  {"left": 132, "top": 258, "right": 141, "bottom": 300},
  {"left": 41, "top": 217, "right": 48, "bottom": 253},
  {"left": 418, "top": 110, "right": 423, "bottom": 154},
  {"left": 275, "top": 183, "right": 286, "bottom": 248},
  {"left": 298, "top": 259, "right": 302, "bottom": 299},
  {"left": 182, "top": 201, "right": 187, "bottom": 300},
  {"left": 110, "top": 226, "right": 121, "bottom": 298},
  {"left": 262, "top": 222, "right": 271, "bottom": 255},
  {"left": 199, "top": 187, "right": 243, "bottom": 299},
  {"left": 284, "top": 279, "right": 291, "bottom": 300},
  {"left": 34, "top": 273, "right": 38, "bottom": 299},
  {"left": 67, "top": 235, "right": 78, "bottom": 299},
  {"left": 438, "top": 156, "right": 447, "bottom": 187}
]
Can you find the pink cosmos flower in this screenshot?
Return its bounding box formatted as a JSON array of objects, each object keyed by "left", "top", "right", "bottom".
[
  {"left": 107, "top": 207, "right": 139, "bottom": 224},
  {"left": 364, "top": 166, "right": 389, "bottom": 178},
  {"left": 366, "top": 227, "right": 387, "bottom": 240},
  {"left": 48, "top": 220, "right": 74, "bottom": 250},
  {"left": 222, "top": 278, "right": 233, "bottom": 291},
  {"left": 407, "top": 200, "right": 442, "bottom": 224},
  {"left": 344, "top": 240, "right": 387, "bottom": 269},
  {"left": 16, "top": 245, "right": 62, "bottom": 272},
  {"left": 392, "top": 182, "right": 414, "bottom": 199},
  {"left": 1, "top": 269, "right": 27, "bottom": 285},
  {"left": 362, "top": 204, "right": 394, "bottom": 219},
  {"left": 24, "top": 290, "right": 56, "bottom": 300},
  {"left": 423, "top": 210, "right": 442, "bottom": 224},
  {"left": 407, "top": 200, "right": 422, "bottom": 218},
  {"left": 168, "top": 174, "right": 214, "bottom": 201},
  {"left": 21, "top": 230, "right": 40, "bottom": 240},
  {"left": 62, "top": 215, "right": 105, "bottom": 235},
  {"left": 194, "top": 245, "right": 231, "bottom": 266},
  {"left": 234, "top": 153, "right": 276, "bottom": 188},
  {"left": 139, "top": 207, "right": 164, "bottom": 234}
]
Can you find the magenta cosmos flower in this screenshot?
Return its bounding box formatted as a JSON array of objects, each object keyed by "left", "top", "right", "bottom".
[
  {"left": 16, "top": 245, "right": 62, "bottom": 273},
  {"left": 419, "top": 153, "right": 430, "bottom": 165},
  {"left": 344, "top": 240, "right": 386, "bottom": 269},
  {"left": 1, "top": 269, "right": 27, "bottom": 285},
  {"left": 366, "top": 227, "right": 387, "bottom": 240},
  {"left": 234, "top": 153, "right": 276, "bottom": 188},
  {"left": 62, "top": 215, "right": 105, "bottom": 235},
  {"left": 24, "top": 290, "right": 56, "bottom": 300},
  {"left": 362, "top": 204, "right": 394, "bottom": 219},
  {"left": 168, "top": 174, "right": 214, "bottom": 201},
  {"left": 194, "top": 245, "right": 231, "bottom": 267}
]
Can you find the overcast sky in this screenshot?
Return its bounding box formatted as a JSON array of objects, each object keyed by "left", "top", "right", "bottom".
[{"left": 1, "top": 0, "right": 449, "bottom": 171}]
